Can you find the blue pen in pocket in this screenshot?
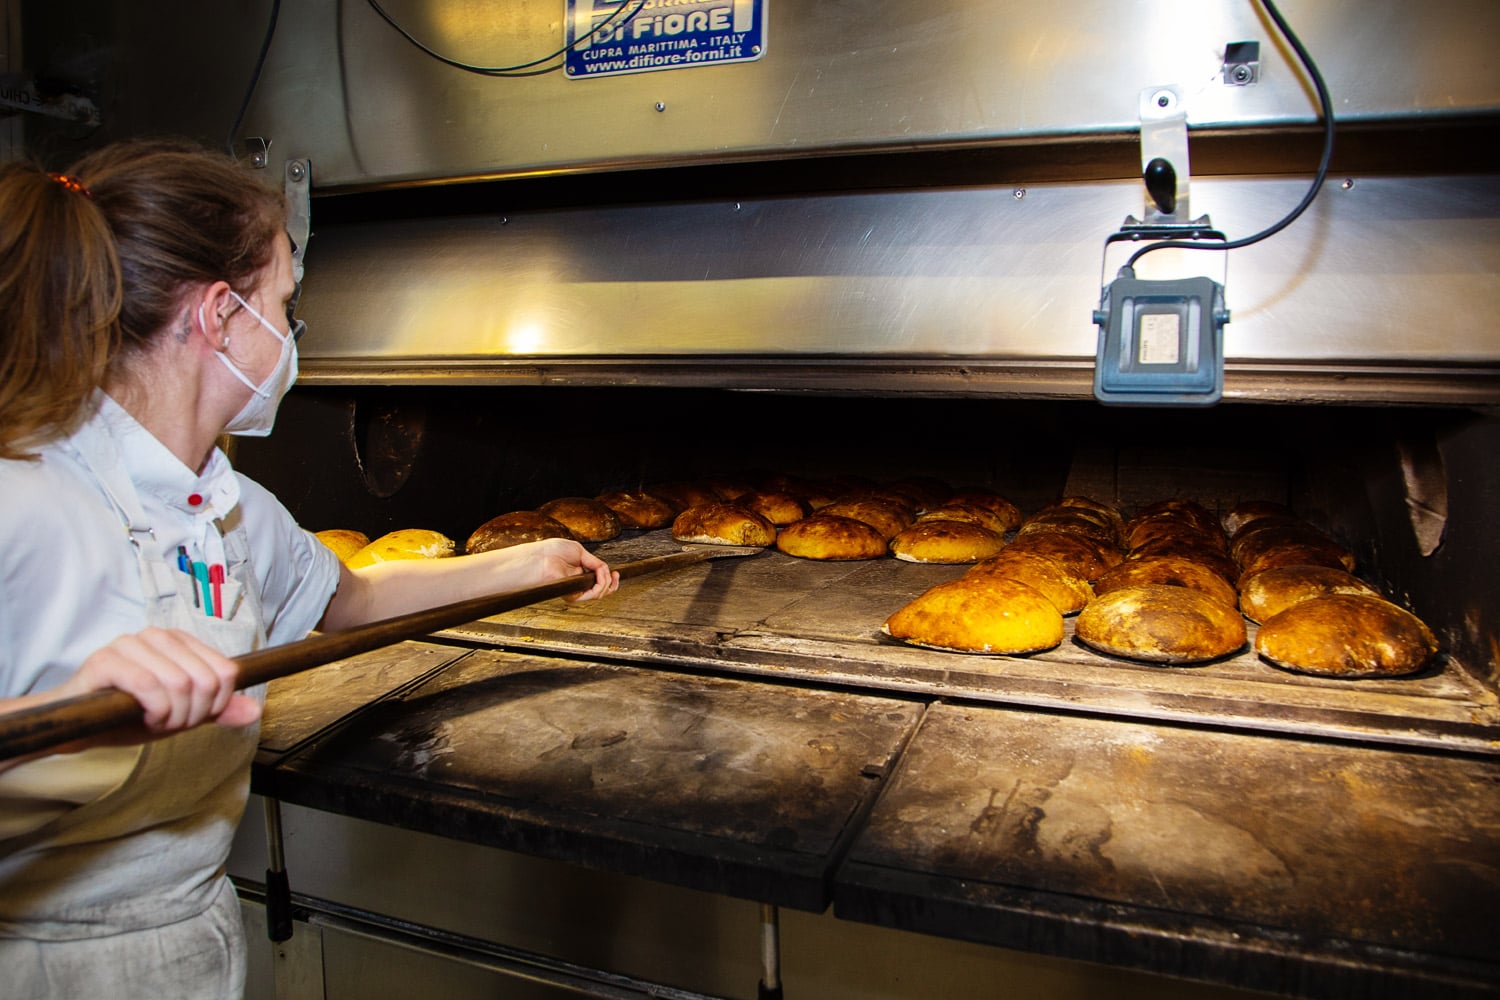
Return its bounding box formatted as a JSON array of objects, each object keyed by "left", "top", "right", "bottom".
[
  {"left": 192, "top": 561, "right": 213, "bottom": 617},
  {"left": 177, "top": 546, "right": 199, "bottom": 608}
]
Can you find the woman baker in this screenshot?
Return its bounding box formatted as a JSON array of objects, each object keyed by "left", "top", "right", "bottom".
[{"left": 0, "top": 139, "right": 618, "bottom": 998}]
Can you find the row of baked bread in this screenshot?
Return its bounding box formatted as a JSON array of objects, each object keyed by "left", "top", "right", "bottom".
[
  {"left": 310, "top": 476, "right": 1439, "bottom": 680},
  {"left": 883, "top": 496, "right": 1439, "bottom": 679}
]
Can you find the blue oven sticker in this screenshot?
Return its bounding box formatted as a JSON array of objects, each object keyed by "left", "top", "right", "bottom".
[{"left": 565, "top": 0, "right": 766, "bottom": 79}]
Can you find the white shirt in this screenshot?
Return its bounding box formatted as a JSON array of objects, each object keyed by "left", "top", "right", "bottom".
[
  {"left": 0, "top": 395, "right": 341, "bottom": 843},
  {"left": 0, "top": 394, "right": 340, "bottom": 702}
]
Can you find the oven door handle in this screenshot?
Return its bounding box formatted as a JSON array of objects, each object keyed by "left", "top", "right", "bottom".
[{"left": 0, "top": 545, "right": 762, "bottom": 762}]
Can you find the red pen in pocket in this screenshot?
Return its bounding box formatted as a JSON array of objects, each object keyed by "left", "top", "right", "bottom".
[{"left": 209, "top": 564, "right": 225, "bottom": 618}]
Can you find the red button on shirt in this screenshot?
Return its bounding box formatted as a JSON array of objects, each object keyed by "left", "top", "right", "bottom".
[{"left": 187, "top": 493, "right": 204, "bottom": 507}]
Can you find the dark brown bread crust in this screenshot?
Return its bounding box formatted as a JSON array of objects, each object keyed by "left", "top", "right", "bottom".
[
  {"left": 1254, "top": 594, "right": 1438, "bottom": 677},
  {"left": 466, "top": 511, "right": 576, "bottom": 554},
  {"left": 1237, "top": 565, "right": 1382, "bottom": 624},
  {"left": 537, "top": 497, "right": 623, "bottom": 543},
  {"left": 671, "top": 503, "right": 777, "bottom": 546},
  {"left": 596, "top": 490, "right": 677, "bottom": 530},
  {"left": 1075, "top": 584, "right": 1247, "bottom": 664},
  {"left": 1092, "top": 555, "right": 1238, "bottom": 609}
]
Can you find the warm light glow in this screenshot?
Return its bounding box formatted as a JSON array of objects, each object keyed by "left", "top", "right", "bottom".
[{"left": 506, "top": 322, "right": 545, "bottom": 354}]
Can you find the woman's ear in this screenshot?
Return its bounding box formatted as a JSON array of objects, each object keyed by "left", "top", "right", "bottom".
[{"left": 192, "top": 281, "right": 237, "bottom": 348}]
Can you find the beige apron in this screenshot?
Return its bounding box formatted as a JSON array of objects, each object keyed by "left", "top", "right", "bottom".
[{"left": 0, "top": 421, "right": 269, "bottom": 999}]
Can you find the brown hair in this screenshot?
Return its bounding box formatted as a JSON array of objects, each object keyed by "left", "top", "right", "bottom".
[
  {"left": 0, "top": 165, "right": 120, "bottom": 459},
  {"left": 0, "top": 139, "right": 287, "bottom": 459}
]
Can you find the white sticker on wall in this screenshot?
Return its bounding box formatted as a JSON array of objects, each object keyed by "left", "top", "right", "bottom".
[{"left": 1137, "top": 312, "right": 1182, "bottom": 365}]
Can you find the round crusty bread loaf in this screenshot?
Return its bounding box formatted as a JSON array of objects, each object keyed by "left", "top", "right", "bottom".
[
  {"left": 1230, "top": 518, "right": 1353, "bottom": 573},
  {"left": 1237, "top": 565, "right": 1382, "bottom": 623},
  {"left": 818, "top": 496, "right": 914, "bottom": 540},
  {"left": 1238, "top": 543, "right": 1354, "bottom": 578},
  {"left": 596, "top": 490, "right": 677, "bottom": 530},
  {"left": 883, "top": 576, "right": 1064, "bottom": 654},
  {"left": 1126, "top": 535, "right": 1239, "bottom": 586},
  {"left": 314, "top": 529, "right": 370, "bottom": 564},
  {"left": 1124, "top": 515, "right": 1227, "bottom": 555},
  {"left": 944, "top": 490, "right": 1024, "bottom": 532},
  {"left": 776, "top": 514, "right": 888, "bottom": 560},
  {"left": 466, "top": 511, "right": 576, "bottom": 554},
  {"left": 1254, "top": 594, "right": 1438, "bottom": 678},
  {"left": 347, "top": 528, "right": 457, "bottom": 569},
  {"left": 742, "top": 490, "right": 810, "bottom": 526},
  {"left": 1004, "top": 530, "right": 1121, "bottom": 581},
  {"left": 889, "top": 520, "right": 1006, "bottom": 564},
  {"left": 671, "top": 503, "right": 777, "bottom": 547},
  {"left": 1075, "top": 584, "right": 1247, "bottom": 664},
  {"left": 644, "top": 481, "right": 721, "bottom": 513},
  {"left": 1093, "top": 555, "right": 1238, "bottom": 609},
  {"left": 1131, "top": 498, "right": 1220, "bottom": 537},
  {"left": 916, "top": 504, "right": 1014, "bottom": 537},
  {"left": 1222, "top": 500, "right": 1294, "bottom": 537},
  {"left": 964, "top": 549, "right": 1093, "bottom": 615},
  {"left": 536, "top": 497, "right": 622, "bottom": 543},
  {"left": 1017, "top": 510, "right": 1120, "bottom": 550}
]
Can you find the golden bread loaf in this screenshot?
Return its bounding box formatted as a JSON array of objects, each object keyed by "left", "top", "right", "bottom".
[
  {"left": 1237, "top": 565, "right": 1382, "bottom": 624},
  {"left": 775, "top": 514, "right": 889, "bottom": 560},
  {"left": 1125, "top": 536, "right": 1239, "bottom": 585},
  {"left": 1230, "top": 519, "right": 1354, "bottom": 573},
  {"left": 347, "top": 529, "right": 457, "bottom": 569},
  {"left": 882, "top": 576, "right": 1064, "bottom": 654},
  {"left": 1254, "top": 594, "right": 1438, "bottom": 678},
  {"left": 742, "top": 490, "right": 810, "bottom": 526},
  {"left": 1131, "top": 499, "right": 1220, "bottom": 537},
  {"left": 964, "top": 549, "right": 1093, "bottom": 615},
  {"left": 314, "top": 529, "right": 370, "bottom": 564},
  {"left": 671, "top": 503, "right": 777, "bottom": 546},
  {"left": 916, "top": 504, "right": 1014, "bottom": 537},
  {"left": 889, "top": 520, "right": 1006, "bottom": 564},
  {"left": 1004, "top": 530, "right": 1121, "bottom": 581},
  {"left": 1238, "top": 543, "right": 1355, "bottom": 577},
  {"left": 1124, "top": 514, "right": 1228, "bottom": 555},
  {"left": 536, "top": 497, "right": 622, "bottom": 543},
  {"left": 1222, "top": 500, "right": 1294, "bottom": 536},
  {"left": 644, "top": 481, "right": 721, "bottom": 513},
  {"left": 465, "top": 511, "right": 576, "bottom": 554},
  {"left": 944, "top": 490, "right": 1024, "bottom": 532},
  {"left": 1056, "top": 495, "right": 1124, "bottom": 528},
  {"left": 818, "top": 496, "right": 914, "bottom": 540},
  {"left": 1017, "top": 510, "right": 1120, "bottom": 550},
  {"left": 1092, "top": 555, "right": 1238, "bottom": 610},
  {"left": 595, "top": 490, "right": 677, "bottom": 530},
  {"left": 1074, "top": 584, "right": 1247, "bottom": 664}
]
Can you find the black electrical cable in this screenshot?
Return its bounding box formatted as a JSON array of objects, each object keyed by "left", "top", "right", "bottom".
[
  {"left": 1124, "top": 0, "right": 1334, "bottom": 269},
  {"left": 365, "top": 0, "right": 647, "bottom": 77},
  {"left": 226, "top": 0, "right": 283, "bottom": 157}
]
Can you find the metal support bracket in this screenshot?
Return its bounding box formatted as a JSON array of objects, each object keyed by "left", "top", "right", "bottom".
[
  {"left": 1132, "top": 85, "right": 1192, "bottom": 227},
  {"left": 284, "top": 158, "right": 311, "bottom": 283}
]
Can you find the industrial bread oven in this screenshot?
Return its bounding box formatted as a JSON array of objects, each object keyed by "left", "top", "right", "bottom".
[{"left": 15, "top": 1, "right": 1500, "bottom": 997}]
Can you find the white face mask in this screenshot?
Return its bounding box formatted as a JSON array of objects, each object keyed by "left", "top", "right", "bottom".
[{"left": 209, "top": 290, "right": 299, "bottom": 437}]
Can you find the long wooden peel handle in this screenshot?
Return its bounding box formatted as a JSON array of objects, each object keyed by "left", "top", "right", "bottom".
[{"left": 0, "top": 546, "right": 750, "bottom": 762}]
